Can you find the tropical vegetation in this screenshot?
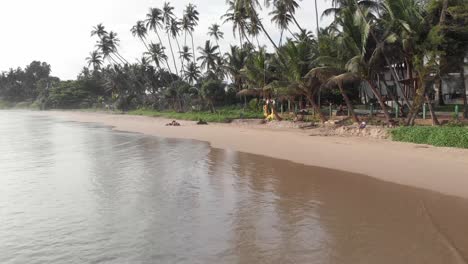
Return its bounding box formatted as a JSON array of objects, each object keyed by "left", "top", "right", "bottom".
[{"left": 0, "top": 0, "right": 467, "bottom": 128}]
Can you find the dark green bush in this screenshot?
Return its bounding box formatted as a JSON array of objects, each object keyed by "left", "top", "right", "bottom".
[{"left": 391, "top": 126, "right": 468, "bottom": 149}]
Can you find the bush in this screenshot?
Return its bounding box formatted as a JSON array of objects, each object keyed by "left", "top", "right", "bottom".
[{"left": 391, "top": 126, "right": 468, "bottom": 149}]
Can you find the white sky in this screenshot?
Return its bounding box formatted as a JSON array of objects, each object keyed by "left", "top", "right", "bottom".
[{"left": 0, "top": 0, "right": 332, "bottom": 80}]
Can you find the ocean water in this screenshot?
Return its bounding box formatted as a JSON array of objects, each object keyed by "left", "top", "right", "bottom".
[{"left": 1, "top": 110, "right": 467, "bottom": 264}]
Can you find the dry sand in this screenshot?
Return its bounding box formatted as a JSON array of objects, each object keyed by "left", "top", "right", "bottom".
[{"left": 44, "top": 111, "right": 468, "bottom": 199}]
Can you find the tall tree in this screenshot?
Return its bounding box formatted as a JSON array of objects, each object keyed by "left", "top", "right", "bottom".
[
  {"left": 162, "top": 2, "right": 179, "bottom": 75},
  {"left": 208, "top": 23, "right": 225, "bottom": 55},
  {"left": 86, "top": 51, "right": 103, "bottom": 71},
  {"left": 183, "top": 4, "right": 200, "bottom": 63},
  {"left": 198, "top": 40, "right": 220, "bottom": 74}
]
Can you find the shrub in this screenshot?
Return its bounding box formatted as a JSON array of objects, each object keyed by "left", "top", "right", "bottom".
[{"left": 391, "top": 126, "right": 468, "bottom": 149}]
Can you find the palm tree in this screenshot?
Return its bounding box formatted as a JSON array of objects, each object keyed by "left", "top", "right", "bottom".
[
  {"left": 167, "top": 18, "right": 185, "bottom": 74},
  {"left": 145, "top": 43, "right": 168, "bottom": 70},
  {"left": 208, "top": 24, "right": 224, "bottom": 55},
  {"left": 266, "top": 0, "right": 303, "bottom": 32},
  {"left": 233, "top": 0, "right": 280, "bottom": 50},
  {"left": 86, "top": 51, "right": 103, "bottom": 70},
  {"left": 107, "top": 31, "right": 129, "bottom": 65},
  {"left": 183, "top": 4, "right": 200, "bottom": 63},
  {"left": 222, "top": 0, "right": 250, "bottom": 46},
  {"left": 131, "top": 21, "right": 149, "bottom": 51},
  {"left": 91, "top": 23, "right": 108, "bottom": 38},
  {"left": 224, "top": 45, "right": 250, "bottom": 91},
  {"left": 161, "top": 2, "right": 179, "bottom": 75},
  {"left": 179, "top": 46, "right": 192, "bottom": 75},
  {"left": 184, "top": 62, "right": 201, "bottom": 85},
  {"left": 198, "top": 40, "right": 220, "bottom": 73},
  {"left": 269, "top": 1, "right": 294, "bottom": 45},
  {"left": 146, "top": 7, "right": 173, "bottom": 75}
]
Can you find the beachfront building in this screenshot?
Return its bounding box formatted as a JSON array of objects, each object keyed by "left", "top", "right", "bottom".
[{"left": 358, "top": 59, "right": 468, "bottom": 107}]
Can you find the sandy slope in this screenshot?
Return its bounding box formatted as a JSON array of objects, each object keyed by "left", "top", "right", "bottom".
[{"left": 45, "top": 111, "right": 468, "bottom": 199}]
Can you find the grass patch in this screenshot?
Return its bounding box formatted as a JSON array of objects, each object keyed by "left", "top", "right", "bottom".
[
  {"left": 391, "top": 126, "right": 468, "bottom": 149},
  {"left": 128, "top": 107, "right": 264, "bottom": 123},
  {"left": 0, "top": 100, "right": 13, "bottom": 109}
]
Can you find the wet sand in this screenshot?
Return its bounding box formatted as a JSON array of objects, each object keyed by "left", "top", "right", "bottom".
[{"left": 44, "top": 111, "right": 468, "bottom": 199}]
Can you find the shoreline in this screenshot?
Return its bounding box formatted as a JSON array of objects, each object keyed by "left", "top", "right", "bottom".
[{"left": 42, "top": 110, "right": 468, "bottom": 199}]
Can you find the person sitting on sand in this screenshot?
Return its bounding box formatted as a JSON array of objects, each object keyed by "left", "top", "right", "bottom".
[
  {"left": 359, "top": 121, "right": 367, "bottom": 130},
  {"left": 166, "top": 120, "right": 181, "bottom": 126}
]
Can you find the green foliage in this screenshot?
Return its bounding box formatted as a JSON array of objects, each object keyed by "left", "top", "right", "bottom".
[
  {"left": 129, "top": 106, "right": 263, "bottom": 123},
  {"left": 391, "top": 126, "right": 468, "bottom": 149},
  {"left": 46, "top": 80, "right": 95, "bottom": 109}
]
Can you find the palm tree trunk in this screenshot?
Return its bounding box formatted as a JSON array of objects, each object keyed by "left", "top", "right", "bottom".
[
  {"left": 174, "top": 36, "right": 183, "bottom": 76},
  {"left": 425, "top": 94, "right": 440, "bottom": 126},
  {"left": 338, "top": 81, "right": 360, "bottom": 123},
  {"left": 190, "top": 32, "right": 196, "bottom": 64},
  {"left": 366, "top": 80, "right": 392, "bottom": 124},
  {"left": 154, "top": 29, "right": 173, "bottom": 75},
  {"left": 461, "top": 64, "right": 467, "bottom": 119},
  {"left": 166, "top": 34, "right": 179, "bottom": 75},
  {"left": 314, "top": 0, "right": 320, "bottom": 37},
  {"left": 291, "top": 16, "right": 303, "bottom": 33},
  {"left": 250, "top": 10, "right": 279, "bottom": 51},
  {"left": 307, "top": 94, "right": 327, "bottom": 123},
  {"left": 406, "top": 77, "right": 426, "bottom": 126}
]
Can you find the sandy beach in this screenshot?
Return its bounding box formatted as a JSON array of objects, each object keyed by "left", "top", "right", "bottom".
[{"left": 44, "top": 111, "right": 468, "bottom": 199}]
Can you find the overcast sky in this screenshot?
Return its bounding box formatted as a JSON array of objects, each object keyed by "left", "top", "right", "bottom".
[{"left": 0, "top": 0, "right": 332, "bottom": 80}]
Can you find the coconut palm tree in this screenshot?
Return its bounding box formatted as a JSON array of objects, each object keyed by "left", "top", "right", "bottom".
[
  {"left": 168, "top": 18, "right": 184, "bottom": 74},
  {"left": 86, "top": 51, "right": 103, "bottom": 70},
  {"left": 269, "top": 1, "right": 294, "bottom": 45},
  {"left": 208, "top": 24, "right": 224, "bottom": 55},
  {"left": 131, "top": 21, "right": 149, "bottom": 51},
  {"left": 184, "top": 62, "right": 201, "bottom": 85},
  {"left": 107, "top": 31, "right": 129, "bottom": 65},
  {"left": 224, "top": 45, "right": 251, "bottom": 91},
  {"left": 91, "top": 23, "right": 108, "bottom": 38},
  {"left": 233, "top": 0, "right": 279, "bottom": 50},
  {"left": 145, "top": 43, "right": 168, "bottom": 70},
  {"left": 266, "top": 0, "right": 303, "bottom": 32},
  {"left": 179, "top": 46, "right": 193, "bottom": 75},
  {"left": 222, "top": 0, "right": 251, "bottom": 46},
  {"left": 183, "top": 4, "right": 200, "bottom": 63},
  {"left": 161, "top": 2, "right": 179, "bottom": 75},
  {"left": 198, "top": 40, "right": 220, "bottom": 74}
]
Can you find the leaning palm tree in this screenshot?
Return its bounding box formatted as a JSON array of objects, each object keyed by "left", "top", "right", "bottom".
[
  {"left": 161, "top": 2, "right": 179, "bottom": 75},
  {"left": 107, "top": 31, "right": 129, "bottom": 65},
  {"left": 131, "top": 21, "right": 149, "bottom": 50},
  {"left": 233, "top": 0, "right": 279, "bottom": 50},
  {"left": 266, "top": 0, "right": 303, "bottom": 32},
  {"left": 269, "top": 1, "right": 294, "bottom": 45},
  {"left": 197, "top": 40, "right": 220, "bottom": 74},
  {"left": 183, "top": 4, "right": 200, "bottom": 63},
  {"left": 86, "top": 51, "right": 103, "bottom": 70},
  {"left": 222, "top": 0, "right": 251, "bottom": 46},
  {"left": 168, "top": 18, "right": 184, "bottom": 75},
  {"left": 145, "top": 8, "right": 168, "bottom": 66}
]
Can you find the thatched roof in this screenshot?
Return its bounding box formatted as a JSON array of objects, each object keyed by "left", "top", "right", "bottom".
[
  {"left": 237, "top": 88, "right": 263, "bottom": 97},
  {"left": 326, "top": 73, "right": 361, "bottom": 88},
  {"left": 305, "top": 67, "right": 343, "bottom": 84}
]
